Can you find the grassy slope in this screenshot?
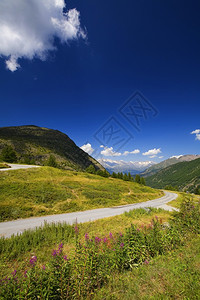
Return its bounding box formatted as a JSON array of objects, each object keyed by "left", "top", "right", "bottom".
[
  {"left": 0, "top": 207, "right": 171, "bottom": 278},
  {"left": 168, "top": 191, "right": 200, "bottom": 208},
  {"left": 94, "top": 236, "right": 200, "bottom": 300},
  {"left": 146, "top": 158, "right": 200, "bottom": 192},
  {"left": 0, "top": 167, "right": 163, "bottom": 221}
]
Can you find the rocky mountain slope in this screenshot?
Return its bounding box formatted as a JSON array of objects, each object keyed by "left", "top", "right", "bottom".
[{"left": 0, "top": 125, "right": 103, "bottom": 171}]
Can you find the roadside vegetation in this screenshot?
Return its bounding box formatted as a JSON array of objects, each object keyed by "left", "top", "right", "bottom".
[
  {"left": 168, "top": 191, "right": 200, "bottom": 208},
  {"left": 0, "top": 163, "right": 10, "bottom": 169},
  {"left": 0, "top": 198, "right": 199, "bottom": 299},
  {"left": 0, "top": 167, "right": 163, "bottom": 221}
]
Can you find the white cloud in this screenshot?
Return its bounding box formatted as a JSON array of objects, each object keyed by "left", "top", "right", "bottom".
[
  {"left": 101, "top": 147, "right": 122, "bottom": 157},
  {"left": 191, "top": 129, "right": 200, "bottom": 141},
  {"left": 80, "top": 143, "right": 94, "bottom": 155},
  {"left": 142, "top": 148, "right": 161, "bottom": 156},
  {"left": 191, "top": 129, "right": 200, "bottom": 134},
  {"left": 100, "top": 145, "right": 140, "bottom": 157},
  {"left": 0, "top": 0, "right": 85, "bottom": 71},
  {"left": 123, "top": 149, "right": 140, "bottom": 156},
  {"left": 170, "top": 155, "right": 183, "bottom": 159},
  {"left": 159, "top": 156, "right": 164, "bottom": 159}
]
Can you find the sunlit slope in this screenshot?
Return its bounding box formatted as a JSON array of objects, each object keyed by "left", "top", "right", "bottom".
[
  {"left": 146, "top": 158, "right": 200, "bottom": 192},
  {"left": 0, "top": 167, "right": 163, "bottom": 221}
]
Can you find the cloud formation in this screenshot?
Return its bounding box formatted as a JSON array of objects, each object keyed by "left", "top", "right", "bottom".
[
  {"left": 142, "top": 148, "right": 161, "bottom": 156},
  {"left": 100, "top": 146, "right": 140, "bottom": 157},
  {"left": 100, "top": 147, "right": 122, "bottom": 157},
  {"left": 0, "top": 0, "right": 85, "bottom": 71},
  {"left": 191, "top": 129, "right": 200, "bottom": 141},
  {"left": 123, "top": 149, "right": 140, "bottom": 156},
  {"left": 170, "top": 155, "right": 183, "bottom": 159},
  {"left": 80, "top": 143, "right": 94, "bottom": 155}
]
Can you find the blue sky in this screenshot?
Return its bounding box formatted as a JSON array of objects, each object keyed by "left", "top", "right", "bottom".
[{"left": 0, "top": 0, "right": 199, "bottom": 163}]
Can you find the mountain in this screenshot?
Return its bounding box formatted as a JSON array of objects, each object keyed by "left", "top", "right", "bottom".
[
  {"left": 145, "top": 158, "right": 200, "bottom": 193},
  {"left": 0, "top": 125, "right": 103, "bottom": 171},
  {"left": 141, "top": 155, "right": 200, "bottom": 177},
  {"left": 98, "top": 158, "right": 156, "bottom": 175}
]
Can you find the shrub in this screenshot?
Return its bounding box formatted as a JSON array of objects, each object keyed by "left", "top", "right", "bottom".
[
  {"left": 86, "top": 165, "right": 96, "bottom": 174},
  {"left": 0, "top": 145, "right": 17, "bottom": 163}
]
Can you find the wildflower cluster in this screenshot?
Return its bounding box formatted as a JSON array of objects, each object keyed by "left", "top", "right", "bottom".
[{"left": 0, "top": 199, "right": 199, "bottom": 299}]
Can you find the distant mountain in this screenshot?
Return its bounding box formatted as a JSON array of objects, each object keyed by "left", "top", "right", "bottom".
[
  {"left": 98, "top": 158, "right": 156, "bottom": 175},
  {"left": 0, "top": 125, "right": 104, "bottom": 171},
  {"left": 145, "top": 158, "right": 200, "bottom": 193},
  {"left": 141, "top": 155, "right": 200, "bottom": 177}
]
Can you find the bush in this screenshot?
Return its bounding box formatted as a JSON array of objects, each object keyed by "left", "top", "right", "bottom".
[
  {"left": 46, "top": 155, "right": 57, "bottom": 168},
  {"left": 0, "top": 145, "right": 17, "bottom": 163},
  {"left": 86, "top": 165, "right": 96, "bottom": 174}
]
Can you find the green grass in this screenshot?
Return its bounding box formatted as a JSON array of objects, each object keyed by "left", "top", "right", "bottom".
[
  {"left": 168, "top": 191, "right": 200, "bottom": 208},
  {"left": 0, "top": 163, "right": 10, "bottom": 169},
  {"left": 94, "top": 236, "right": 200, "bottom": 300},
  {"left": 0, "top": 207, "right": 171, "bottom": 278},
  {"left": 0, "top": 197, "right": 199, "bottom": 299},
  {"left": 1, "top": 197, "right": 199, "bottom": 299},
  {"left": 0, "top": 167, "right": 163, "bottom": 221}
]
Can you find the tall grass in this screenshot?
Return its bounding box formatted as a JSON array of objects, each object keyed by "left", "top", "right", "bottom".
[{"left": 0, "top": 198, "right": 199, "bottom": 299}]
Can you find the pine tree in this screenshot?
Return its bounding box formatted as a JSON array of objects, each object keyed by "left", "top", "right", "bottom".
[
  {"left": 111, "top": 172, "right": 117, "bottom": 178},
  {"left": 123, "top": 173, "right": 128, "bottom": 181},
  {"left": 140, "top": 177, "right": 146, "bottom": 185},
  {"left": 135, "top": 174, "right": 141, "bottom": 184},
  {"left": 128, "top": 172, "right": 132, "bottom": 181}
]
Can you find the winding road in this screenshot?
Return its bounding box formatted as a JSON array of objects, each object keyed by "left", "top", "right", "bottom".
[
  {"left": 0, "top": 191, "right": 178, "bottom": 238},
  {"left": 0, "top": 163, "right": 40, "bottom": 171}
]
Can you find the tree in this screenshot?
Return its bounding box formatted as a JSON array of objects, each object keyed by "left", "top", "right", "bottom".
[
  {"left": 46, "top": 155, "right": 57, "bottom": 168},
  {"left": 140, "top": 177, "right": 146, "bottom": 185},
  {"left": 135, "top": 174, "right": 141, "bottom": 184},
  {"left": 1, "top": 145, "right": 17, "bottom": 163},
  {"left": 111, "top": 172, "right": 117, "bottom": 178},
  {"left": 102, "top": 170, "right": 110, "bottom": 177},
  {"left": 86, "top": 164, "right": 96, "bottom": 174},
  {"left": 123, "top": 173, "right": 129, "bottom": 181},
  {"left": 128, "top": 172, "right": 132, "bottom": 181},
  {"left": 96, "top": 169, "right": 104, "bottom": 176}
]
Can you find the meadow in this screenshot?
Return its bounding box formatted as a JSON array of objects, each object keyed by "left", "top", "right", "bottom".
[
  {"left": 0, "top": 167, "right": 163, "bottom": 221},
  {"left": 0, "top": 197, "right": 199, "bottom": 299}
]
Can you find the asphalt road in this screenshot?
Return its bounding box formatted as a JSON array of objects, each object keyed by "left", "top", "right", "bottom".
[
  {"left": 0, "top": 191, "right": 178, "bottom": 238},
  {"left": 0, "top": 163, "right": 40, "bottom": 171}
]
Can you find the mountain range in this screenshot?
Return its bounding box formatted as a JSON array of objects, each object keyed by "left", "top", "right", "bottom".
[
  {"left": 141, "top": 155, "right": 200, "bottom": 177},
  {"left": 98, "top": 158, "right": 156, "bottom": 175},
  {"left": 145, "top": 157, "right": 200, "bottom": 193}
]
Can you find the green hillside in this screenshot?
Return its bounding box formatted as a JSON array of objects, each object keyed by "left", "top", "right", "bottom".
[
  {"left": 142, "top": 154, "right": 200, "bottom": 177},
  {"left": 0, "top": 125, "right": 103, "bottom": 171},
  {"left": 146, "top": 158, "right": 200, "bottom": 193},
  {"left": 0, "top": 166, "right": 163, "bottom": 221}
]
